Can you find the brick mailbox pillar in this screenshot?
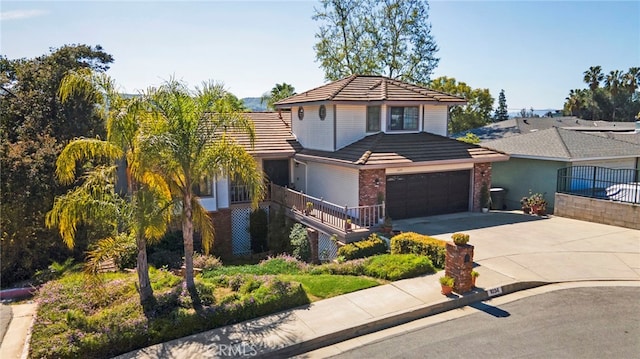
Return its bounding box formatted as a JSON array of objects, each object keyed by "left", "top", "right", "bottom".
[
  {"left": 307, "top": 228, "right": 320, "bottom": 264},
  {"left": 445, "top": 242, "right": 475, "bottom": 294}
]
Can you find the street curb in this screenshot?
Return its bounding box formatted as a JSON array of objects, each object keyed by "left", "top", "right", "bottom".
[{"left": 261, "top": 281, "right": 549, "bottom": 358}]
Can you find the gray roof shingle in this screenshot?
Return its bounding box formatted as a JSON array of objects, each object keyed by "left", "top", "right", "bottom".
[{"left": 482, "top": 127, "right": 640, "bottom": 160}]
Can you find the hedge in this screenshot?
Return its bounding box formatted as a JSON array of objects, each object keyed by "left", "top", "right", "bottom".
[
  {"left": 337, "top": 234, "right": 388, "bottom": 260},
  {"left": 389, "top": 232, "right": 446, "bottom": 268}
]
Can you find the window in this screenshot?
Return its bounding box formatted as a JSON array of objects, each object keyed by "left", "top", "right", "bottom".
[
  {"left": 389, "top": 106, "right": 419, "bottom": 131},
  {"left": 367, "top": 106, "right": 381, "bottom": 132},
  {"left": 195, "top": 176, "right": 214, "bottom": 197}
]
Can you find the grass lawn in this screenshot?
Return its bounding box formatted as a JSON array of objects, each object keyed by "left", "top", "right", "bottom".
[{"left": 281, "top": 274, "right": 381, "bottom": 300}]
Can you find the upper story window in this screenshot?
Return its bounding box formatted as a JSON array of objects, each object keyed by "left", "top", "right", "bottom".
[
  {"left": 366, "top": 106, "right": 381, "bottom": 132},
  {"left": 389, "top": 106, "right": 419, "bottom": 131}
]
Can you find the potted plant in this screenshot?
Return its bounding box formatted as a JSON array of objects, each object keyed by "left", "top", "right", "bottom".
[
  {"left": 439, "top": 275, "right": 455, "bottom": 295},
  {"left": 345, "top": 218, "right": 352, "bottom": 231},
  {"left": 451, "top": 232, "right": 469, "bottom": 246},
  {"left": 471, "top": 270, "right": 479, "bottom": 287},
  {"left": 529, "top": 192, "right": 548, "bottom": 216},
  {"left": 520, "top": 196, "right": 531, "bottom": 214},
  {"left": 480, "top": 182, "right": 491, "bottom": 213},
  {"left": 305, "top": 201, "right": 313, "bottom": 216},
  {"left": 381, "top": 216, "right": 393, "bottom": 234}
]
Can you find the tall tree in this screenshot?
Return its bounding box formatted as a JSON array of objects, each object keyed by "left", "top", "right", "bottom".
[
  {"left": 583, "top": 65, "right": 604, "bottom": 91},
  {"left": 0, "top": 45, "right": 113, "bottom": 286},
  {"left": 261, "top": 83, "right": 296, "bottom": 110},
  {"left": 313, "top": 0, "right": 439, "bottom": 84},
  {"left": 46, "top": 69, "right": 171, "bottom": 304},
  {"left": 493, "top": 89, "right": 509, "bottom": 121},
  {"left": 137, "top": 79, "right": 265, "bottom": 292},
  {"left": 429, "top": 76, "right": 494, "bottom": 134}
]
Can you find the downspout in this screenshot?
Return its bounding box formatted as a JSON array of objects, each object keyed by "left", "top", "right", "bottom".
[{"left": 333, "top": 104, "right": 337, "bottom": 151}]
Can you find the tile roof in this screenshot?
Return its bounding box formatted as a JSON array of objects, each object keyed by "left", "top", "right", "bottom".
[
  {"left": 274, "top": 75, "right": 466, "bottom": 106},
  {"left": 297, "top": 132, "right": 508, "bottom": 167},
  {"left": 226, "top": 112, "right": 302, "bottom": 157},
  {"left": 482, "top": 127, "right": 640, "bottom": 160}
]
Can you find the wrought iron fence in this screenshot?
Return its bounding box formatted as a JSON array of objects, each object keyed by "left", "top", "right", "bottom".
[{"left": 557, "top": 166, "right": 640, "bottom": 204}]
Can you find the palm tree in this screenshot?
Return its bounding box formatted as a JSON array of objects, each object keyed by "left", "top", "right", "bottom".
[
  {"left": 260, "top": 83, "right": 296, "bottom": 110},
  {"left": 624, "top": 67, "right": 640, "bottom": 93},
  {"left": 564, "top": 89, "right": 585, "bottom": 116},
  {"left": 138, "top": 79, "right": 265, "bottom": 292},
  {"left": 46, "top": 69, "right": 171, "bottom": 304},
  {"left": 605, "top": 70, "right": 626, "bottom": 120},
  {"left": 583, "top": 66, "right": 604, "bottom": 91}
]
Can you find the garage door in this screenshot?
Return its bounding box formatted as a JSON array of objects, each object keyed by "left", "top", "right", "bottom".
[{"left": 386, "top": 170, "right": 470, "bottom": 219}]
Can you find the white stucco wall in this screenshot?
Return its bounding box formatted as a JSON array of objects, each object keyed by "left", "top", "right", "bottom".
[
  {"left": 423, "top": 104, "right": 448, "bottom": 136},
  {"left": 336, "top": 104, "right": 367, "bottom": 150},
  {"left": 306, "top": 162, "right": 359, "bottom": 207},
  {"left": 291, "top": 105, "right": 334, "bottom": 151},
  {"left": 216, "top": 176, "right": 229, "bottom": 209}
]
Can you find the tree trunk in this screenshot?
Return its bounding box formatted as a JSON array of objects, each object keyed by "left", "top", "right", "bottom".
[
  {"left": 136, "top": 232, "right": 153, "bottom": 303},
  {"left": 183, "top": 192, "right": 195, "bottom": 291}
]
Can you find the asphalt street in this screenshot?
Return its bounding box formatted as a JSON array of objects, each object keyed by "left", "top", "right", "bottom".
[{"left": 328, "top": 287, "right": 640, "bottom": 359}]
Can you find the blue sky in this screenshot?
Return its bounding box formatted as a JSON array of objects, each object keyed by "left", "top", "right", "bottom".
[{"left": 1, "top": 0, "right": 638, "bottom": 110}]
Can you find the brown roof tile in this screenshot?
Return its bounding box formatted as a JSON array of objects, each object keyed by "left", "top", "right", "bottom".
[
  {"left": 226, "top": 112, "right": 301, "bottom": 157},
  {"left": 274, "top": 75, "right": 466, "bottom": 106},
  {"left": 297, "top": 132, "right": 508, "bottom": 167}
]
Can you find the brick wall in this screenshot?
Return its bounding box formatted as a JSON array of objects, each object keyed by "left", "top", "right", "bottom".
[
  {"left": 445, "top": 242, "right": 475, "bottom": 294},
  {"left": 472, "top": 163, "right": 492, "bottom": 212},
  {"left": 209, "top": 209, "right": 233, "bottom": 259},
  {"left": 359, "top": 168, "right": 386, "bottom": 206},
  {"left": 554, "top": 193, "right": 640, "bottom": 230}
]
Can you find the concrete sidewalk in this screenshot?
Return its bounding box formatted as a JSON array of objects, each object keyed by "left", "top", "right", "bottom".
[
  {"left": 116, "top": 213, "right": 640, "bottom": 359},
  {"left": 0, "top": 302, "right": 37, "bottom": 359}
]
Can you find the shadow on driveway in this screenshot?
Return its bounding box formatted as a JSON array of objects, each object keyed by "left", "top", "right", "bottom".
[{"left": 393, "top": 211, "right": 547, "bottom": 236}]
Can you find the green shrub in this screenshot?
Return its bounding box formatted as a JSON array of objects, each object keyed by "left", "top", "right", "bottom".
[
  {"left": 290, "top": 223, "right": 310, "bottom": 262},
  {"left": 308, "top": 258, "right": 366, "bottom": 276},
  {"left": 390, "top": 232, "right": 446, "bottom": 268},
  {"left": 192, "top": 253, "right": 222, "bottom": 270},
  {"left": 337, "top": 234, "right": 388, "bottom": 260},
  {"left": 451, "top": 232, "right": 469, "bottom": 246},
  {"left": 363, "top": 254, "right": 436, "bottom": 281}
]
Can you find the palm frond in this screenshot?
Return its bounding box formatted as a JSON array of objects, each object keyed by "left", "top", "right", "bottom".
[
  {"left": 55, "top": 138, "right": 123, "bottom": 185},
  {"left": 191, "top": 198, "right": 214, "bottom": 254}
]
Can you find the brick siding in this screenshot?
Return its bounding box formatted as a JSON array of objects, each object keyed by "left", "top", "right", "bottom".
[
  {"left": 359, "top": 169, "right": 386, "bottom": 206},
  {"left": 209, "top": 209, "right": 233, "bottom": 259},
  {"left": 472, "top": 163, "right": 492, "bottom": 212}
]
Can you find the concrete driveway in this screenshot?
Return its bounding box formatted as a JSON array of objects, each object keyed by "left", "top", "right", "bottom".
[{"left": 393, "top": 211, "right": 640, "bottom": 283}]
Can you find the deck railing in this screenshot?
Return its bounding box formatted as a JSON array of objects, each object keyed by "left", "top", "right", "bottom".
[
  {"left": 270, "top": 183, "right": 385, "bottom": 232},
  {"left": 230, "top": 184, "right": 252, "bottom": 203}
]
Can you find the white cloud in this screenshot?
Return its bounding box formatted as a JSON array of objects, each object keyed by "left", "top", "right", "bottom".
[{"left": 1, "top": 9, "right": 47, "bottom": 21}]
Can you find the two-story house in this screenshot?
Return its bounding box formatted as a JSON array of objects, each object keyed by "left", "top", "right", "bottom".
[{"left": 202, "top": 75, "right": 509, "bottom": 259}]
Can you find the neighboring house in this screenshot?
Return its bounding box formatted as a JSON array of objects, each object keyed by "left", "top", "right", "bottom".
[
  {"left": 202, "top": 75, "right": 509, "bottom": 258},
  {"left": 482, "top": 127, "right": 640, "bottom": 211},
  {"left": 459, "top": 117, "right": 636, "bottom": 141}
]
